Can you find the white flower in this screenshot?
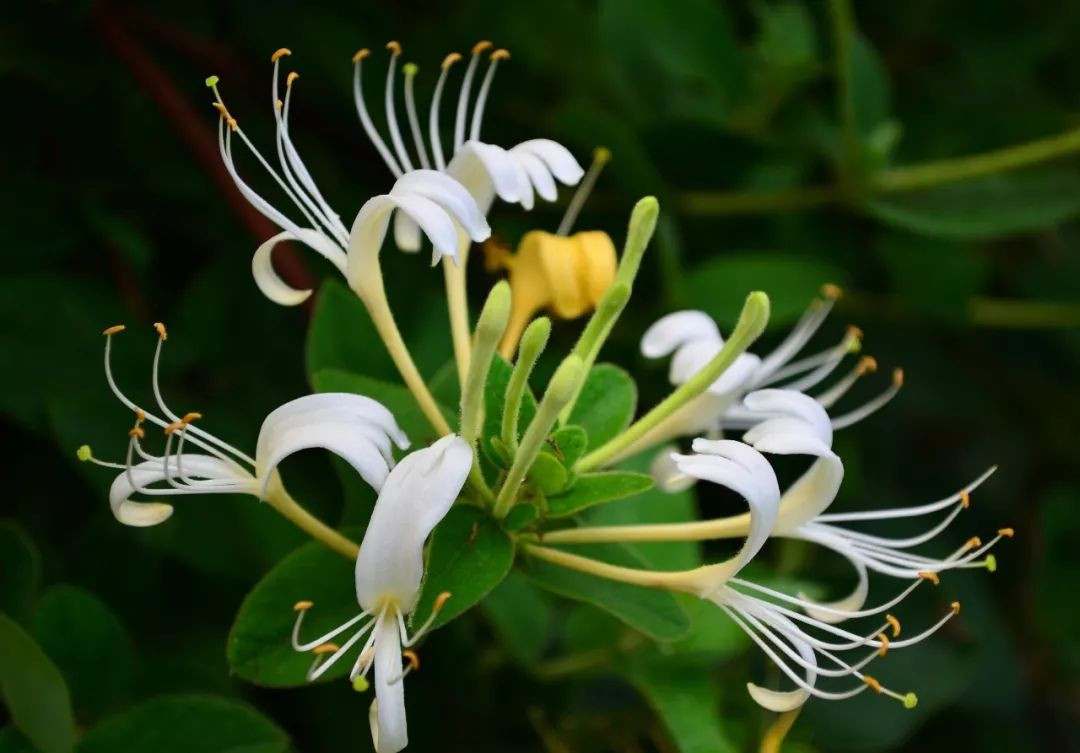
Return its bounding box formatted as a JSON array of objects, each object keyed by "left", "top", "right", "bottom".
[
  {"left": 206, "top": 51, "right": 491, "bottom": 307},
  {"left": 290, "top": 435, "right": 473, "bottom": 753},
  {"left": 638, "top": 287, "right": 900, "bottom": 463},
  {"left": 82, "top": 324, "right": 408, "bottom": 526}
]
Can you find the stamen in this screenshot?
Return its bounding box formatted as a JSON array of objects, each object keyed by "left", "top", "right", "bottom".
[
  {"left": 353, "top": 48, "right": 370, "bottom": 63},
  {"left": 453, "top": 41, "right": 491, "bottom": 152},
  {"left": 153, "top": 322, "right": 167, "bottom": 340},
  {"left": 821, "top": 283, "right": 843, "bottom": 299},
  {"left": 428, "top": 52, "right": 462, "bottom": 170},
  {"left": 857, "top": 356, "right": 878, "bottom": 375},
  {"left": 876, "top": 633, "right": 890, "bottom": 656},
  {"left": 433, "top": 591, "right": 452, "bottom": 613},
  {"left": 103, "top": 324, "right": 126, "bottom": 336},
  {"left": 294, "top": 600, "right": 314, "bottom": 611},
  {"left": 951, "top": 601, "right": 961, "bottom": 615},
  {"left": 960, "top": 489, "right": 971, "bottom": 508},
  {"left": 383, "top": 42, "right": 414, "bottom": 172},
  {"left": 830, "top": 367, "right": 904, "bottom": 430},
  {"left": 313, "top": 642, "right": 340, "bottom": 655},
  {"left": 917, "top": 571, "right": 940, "bottom": 585},
  {"left": 128, "top": 426, "right": 145, "bottom": 439},
  {"left": 984, "top": 555, "right": 998, "bottom": 573},
  {"left": 352, "top": 48, "right": 404, "bottom": 177},
  {"left": 998, "top": 527, "right": 1015, "bottom": 538},
  {"left": 886, "top": 614, "right": 901, "bottom": 637},
  {"left": 468, "top": 48, "right": 509, "bottom": 142},
  {"left": 402, "top": 650, "right": 420, "bottom": 670},
  {"left": 965, "top": 536, "right": 982, "bottom": 549},
  {"left": 182, "top": 412, "right": 203, "bottom": 424},
  {"left": 557, "top": 146, "right": 611, "bottom": 236},
  {"left": 863, "top": 675, "right": 883, "bottom": 693},
  {"left": 286, "top": 71, "right": 299, "bottom": 87},
  {"left": 77, "top": 445, "right": 92, "bottom": 462},
  {"left": 271, "top": 48, "right": 292, "bottom": 62},
  {"left": 402, "top": 62, "right": 431, "bottom": 169},
  {"left": 352, "top": 675, "right": 370, "bottom": 692}
]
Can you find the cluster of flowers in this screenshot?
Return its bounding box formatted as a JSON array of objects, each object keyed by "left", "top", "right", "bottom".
[{"left": 79, "top": 42, "right": 1009, "bottom": 753}]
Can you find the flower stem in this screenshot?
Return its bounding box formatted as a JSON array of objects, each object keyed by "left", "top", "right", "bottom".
[
  {"left": 444, "top": 236, "right": 473, "bottom": 386},
  {"left": 576, "top": 291, "right": 770, "bottom": 472},
  {"left": 502, "top": 317, "right": 551, "bottom": 454},
  {"left": 265, "top": 487, "right": 359, "bottom": 560},
  {"left": 492, "top": 356, "right": 584, "bottom": 519},
  {"left": 539, "top": 514, "right": 748, "bottom": 545},
  {"left": 522, "top": 543, "right": 728, "bottom": 595}
]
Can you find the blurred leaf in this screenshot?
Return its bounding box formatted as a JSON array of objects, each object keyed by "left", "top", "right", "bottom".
[
  {"left": 305, "top": 279, "right": 396, "bottom": 382},
  {"left": 567, "top": 364, "right": 637, "bottom": 449},
  {"left": 850, "top": 34, "right": 893, "bottom": 139},
  {"left": 754, "top": 2, "right": 819, "bottom": 73},
  {"left": 0, "top": 613, "right": 76, "bottom": 753},
  {"left": 31, "top": 585, "right": 134, "bottom": 718},
  {"left": 411, "top": 506, "right": 514, "bottom": 630},
  {"left": 865, "top": 170, "right": 1080, "bottom": 240},
  {"left": 311, "top": 369, "right": 451, "bottom": 448},
  {"left": 0, "top": 522, "right": 40, "bottom": 623},
  {"left": 876, "top": 232, "right": 988, "bottom": 321},
  {"left": 685, "top": 252, "right": 844, "bottom": 329},
  {"left": 76, "top": 695, "right": 289, "bottom": 753},
  {"left": 626, "top": 663, "right": 736, "bottom": 753},
  {"left": 550, "top": 425, "right": 588, "bottom": 468},
  {"left": 480, "top": 571, "right": 552, "bottom": 667},
  {"left": 0, "top": 728, "right": 37, "bottom": 753},
  {"left": 528, "top": 452, "right": 569, "bottom": 496},
  {"left": 523, "top": 543, "right": 690, "bottom": 641},
  {"left": 667, "top": 595, "right": 748, "bottom": 658},
  {"left": 228, "top": 533, "right": 358, "bottom": 687},
  {"left": 1035, "top": 486, "right": 1080, "bottom": 674},
  {"left": 546, "top": 472, "right": 655, "bottom": 518}
]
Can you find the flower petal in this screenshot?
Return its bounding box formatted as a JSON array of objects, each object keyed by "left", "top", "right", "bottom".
[
  {"left": 354, "top": 435, "right": 472, "bottom": 612},
  {"left": 513, "top": 148, "right": 558, "bottom": 203},
  {"left": 392, "top": 213, "right": 422, "bottom": 253},
  {"left": 371, "top": 615, "right": 408, "bottom": 753},
  {"left": 743, "top": 389, "right": 834, "bottom": 446},
  {"left": 395, "top": 169, "right": 490, "bottom": 243},
  {"left": 255, "top": 393, "right": 409, "bottom": 498},
  {"left": 641, "top": 310, "right": 720, "bottom": 359},
  {"left": 445, "top": 140, "right": 523, "bottom": 211},
  {"left": 512, "top": 139, "right": 585, "bottom": 186},
  {"left": 252, "top": 229, "right": 345, "bottom": 306},
  {"left": 109, "top": 455, "right": 252, "bottom": 527}
]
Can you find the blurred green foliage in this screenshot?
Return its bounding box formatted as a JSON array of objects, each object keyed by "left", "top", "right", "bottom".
[{"left": 2, "top": 0, "right": 1078, "bottom": 751}]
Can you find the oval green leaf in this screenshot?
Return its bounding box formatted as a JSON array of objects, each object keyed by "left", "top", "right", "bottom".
[
  {"left": 0, "top": 613, "right": 75, "bottom": 753},
  {"left": 546, "top": 471, "right": 655, "bottom": 518},
  {"left": 567, "top": 364, "right": 637, "bottom": 449}
]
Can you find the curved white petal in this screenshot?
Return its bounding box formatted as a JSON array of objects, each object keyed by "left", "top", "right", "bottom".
[
  {"left": 354, "top": 435, "right": 472, "bottom": 612},
  {"left": 252, "top": 229, "right": 345, "bottom": 307},
  {"left": 641, "top": 310, "right": 721, "bottom": 359},
  {"left": 799, "top": 558, "right": 869, "bottom": 624},
  {"left": 746, "top": 629, "right": 815, "bottom": 712},
  {"left": 109, "top": 455, "right": 253, "bottom": 527},
  {"left": 650, "top": 448, "right": 697, "bottom": 493},
  {"left": 395, "top": 169, "right": 490, "bottom": 243},
  {"left": 392, "top": 213, "right": 422, "bottom": 253},
  {"left": 511, "top": 139, "right": 585, "bottom": 186},
  {"left": 513, "top": 149, "right": 558, "bottom": 203},
  {"left": 371, "top": 615, "right": 407, "bottom": 753},
  {"left": 255, "top": 393, "right": 409, "bottom": 498},
  {"left": 445, "top": 140, "right": 523, "bottom": 212},
  {"left": 743, "top": 389, "right": 833, "bottom": 446}
]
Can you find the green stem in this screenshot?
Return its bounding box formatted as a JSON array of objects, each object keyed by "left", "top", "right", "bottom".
[
  {"left": 828, "top": 0, "right": 859, "bottom": 179},
  {"left": 265, "top": 487, "right": 359, "bottom": 560},
  {"left": 492, "top": 356, "right": 584, "bottom": 519},
  {"left": 677, "top": 185, "right": 843, "bottom": 216},
  {"left": 576, "top": 292, "right": 770, "bottom": 472},
  {"left": 968, "top": 297, "right": 1080, "bottom": 329},
  {"left": 460, "top": 281, "right": 511, "bottom": 444},
  {"left": 502, "top": 317, "right": 551, "bottom": 454}
]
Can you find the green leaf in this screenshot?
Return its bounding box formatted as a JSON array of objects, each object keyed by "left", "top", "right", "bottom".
[
  {"left": 411, "top": 506, "right": 514, "bottom": 630},
  {"left": 228, "top": 534, "right": 359, "bottom": 687},
  {"left": 32, "top": 585, "right": 134, "bottom": 718},
  {"left": 528, "top": 452, "right": 569, "bottom": 495},
  {"left": 850, "top": 34, "right": 892, "bottom": 139},
  {"left": 567, "top": 364, "right": 636, "bottom": 449},
  {"left": 502, "top": 503, "right": 540, "bottom": 531},
  {"left": 523, "top": 543, "right": 690, "bottom": 641},
  {"left": 685, "top": 252, "right": 845, "bottom": 329},
  {"left": 311, "top": 368, "right": 452, "bottom": 448},
  {"left": 865, "top": 170, "right": 1080, "bottom": 240},
  {"left": 305, "top": 278, "right": 396, "bottom": 382},
  {"left": 480, "top": 572, "right": 552, "bottom": 667},
  {"left": 546, "top": 471, "right": 655, "bottom": 518},
  {"left": 626, "top": 663, "right": 736, "bottom": 753},
  {"left": 0, "top": 728, "right": 38, "bottom": 753},
  {"left": 76, "top": 695, "right": 289, "bottom": 753},
  {"left": 0, "top": 522, "right": 40, "bottom": 622},
  {"left": 550, "top": 425, "right": 588, "bottom": 468},
  {"left": 0, "top": 613, "right": 76, "bottom": 753}
]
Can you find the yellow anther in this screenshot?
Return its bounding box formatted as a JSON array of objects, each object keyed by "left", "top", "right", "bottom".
[
  {"left": 275, "top": 99, "right": 284, "bottom": 111},
  {"left": 312, "top": 643, "right": 339, "bottom": 655},
  {"left": 181, "top": 412, "right": 203, "bottom": 424},
  {"left": 135, "top": 409, "right": 145, "bottom": 424},
  {"left": 893, "top": 368, "right": 905, "bottom": 387},
  {"left": 856, "top": 356, "right": 878, "bottom": 375},
  {"left": 271, "top": 48, "right": 292, "bottom": 62},
  {"left": 441, "top": 52, "right": 463, "bottom": 69},
  {"left": 863, "top": 676, "right": 883, "bottom": 694},
  {"left": 211, "top": 102, "right": 229, "bottom": 117},
  {"left": 402, "top": 650, "right": 420, "bottom": 671},
  {"left": 960, "top": 489, "right": 971, "bottom": 509},
  {"left": 77, "top": 445, "right": 93, "bottom": 462},
  {"left": 985, "top": 554, "right": 998, "bottom": 573},
  {"left": 433, "top": 591, "right": 452, "bottom": 613},
  {"left": 128, "top": 427, "right": 145, "bottom": 439},
  {"left": 490, "top": 48, "right": 510, "bottom": 61},
  {"left": 205, "top": 75, "right": 220, "bottom": 88},
  {"left": 886, "top": 614, "right": 901, "bottom": 638},
  {"left": 153, "top": 322, "right": 167, "bottom": 340},
  {"left": 821, "top": 282, "right": 843, "bottom": 299},
  {"left": 227, "top": 117, "right": 238, "bottom": 131},
  {"left": 472, "top": 40, "right": 493, "bottom": 55},
  {"left": 903, "top": 693, "right": 919, "bottom": 709},
  {"left": 352, "top": 675, "right": 370, "bottom": 692},
  {"left": 846, "top": 325, "right": 864, "bottom": 341},
  {"left": 877, "top": 633, "right": 890, "bottom": 657},
  {"left": 386, "top": 40, "right": 402, "bottom": 56},
  {"left": 998, "top": 527, "right": 1015, "bottom": 538},
  {"left": 918, "top": 571, "right": 940, "bottom": 585},
  {"left": 593, "top": 146, "right": 612, "bottom": 164},
  {"left": 965, "top": 536, "right": 982, "bottom": 549},
  {"left": 103, "top": 324, "right": 126, "bottom": 336},
  {"left": 950, "top": 601, "right": 961, "bottom": 615},
  {"left": 293, "top": 600, "right": 314, "bottom": 612},
  {"left": 353, "top": 48, "right": 370, "bottom": 63},
  {"left": 286, "top": 71, "right": 299, "bottom": 87},
  {"left": 163, "top": 422, "right": 183, "bottom": 436}
]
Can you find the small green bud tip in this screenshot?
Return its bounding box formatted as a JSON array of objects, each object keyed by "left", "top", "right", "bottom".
[
  {"left": 985, "top": 554, "right": 997, "bottom": 573},
  {"left": 77, "top": 445, "right": 92, "bottom": 462},
  {"left": 903, "top": 693, "right": 918, "bottom": 710},
  {"left": 630, "top": 196, "right": 659, "bottom": 234},
  {"left": 477, "top": 280, "right": 512, "bottom": 335},
  {"left": 205, "top": 75, "right": 220, "bottom": 88},
  {"left": 352, "top": 675, "right": 370, "bottom": 693},
  {"left": 548, "top": 355, "right": 585, "bottom": 405},
  {"left": 403, "top": 62, "right": 419, "bottom": 76},
  {"left": 519, "top": 317, "right": 552, "bottom": 358}
]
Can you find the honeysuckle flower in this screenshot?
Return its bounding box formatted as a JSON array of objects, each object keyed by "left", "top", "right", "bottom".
[
  {"left": 634, "top": 287, "right": 902, "bottom": 475},
  {"left": 291, "top": 435, "right": 472, "bottom": 753},
  {"left": 80, "top": 324, "right": 407, "bottom": 529},
  {"left": 529, "top": 439, "right": 960, "bottom": 711},
  {"left": 206, "top": 50, "right": 491, "bottom": 307}
]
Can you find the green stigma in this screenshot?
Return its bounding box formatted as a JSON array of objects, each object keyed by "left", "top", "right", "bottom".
[
  {"left": 77, "top": 445, "right": 92, "bottom": 462},
  {"left": 985, "top": 554, "right": 997, "bottom": 573},
  {"left": 903, "top": 692, "right": 919, "bottom": 710},
  {"left": 352, "top": 675, "right": 369, "bottom": 693},
  {"left": 402, "top": 62, "right": 419, "bottom": 76},
  {"left": 205, "top": 75, "right": 220, "bottom": 88}
]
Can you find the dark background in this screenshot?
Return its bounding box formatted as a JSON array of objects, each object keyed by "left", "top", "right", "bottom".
[{"left": 2, "top": 1, "right": 1078, "bottom": 751}]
